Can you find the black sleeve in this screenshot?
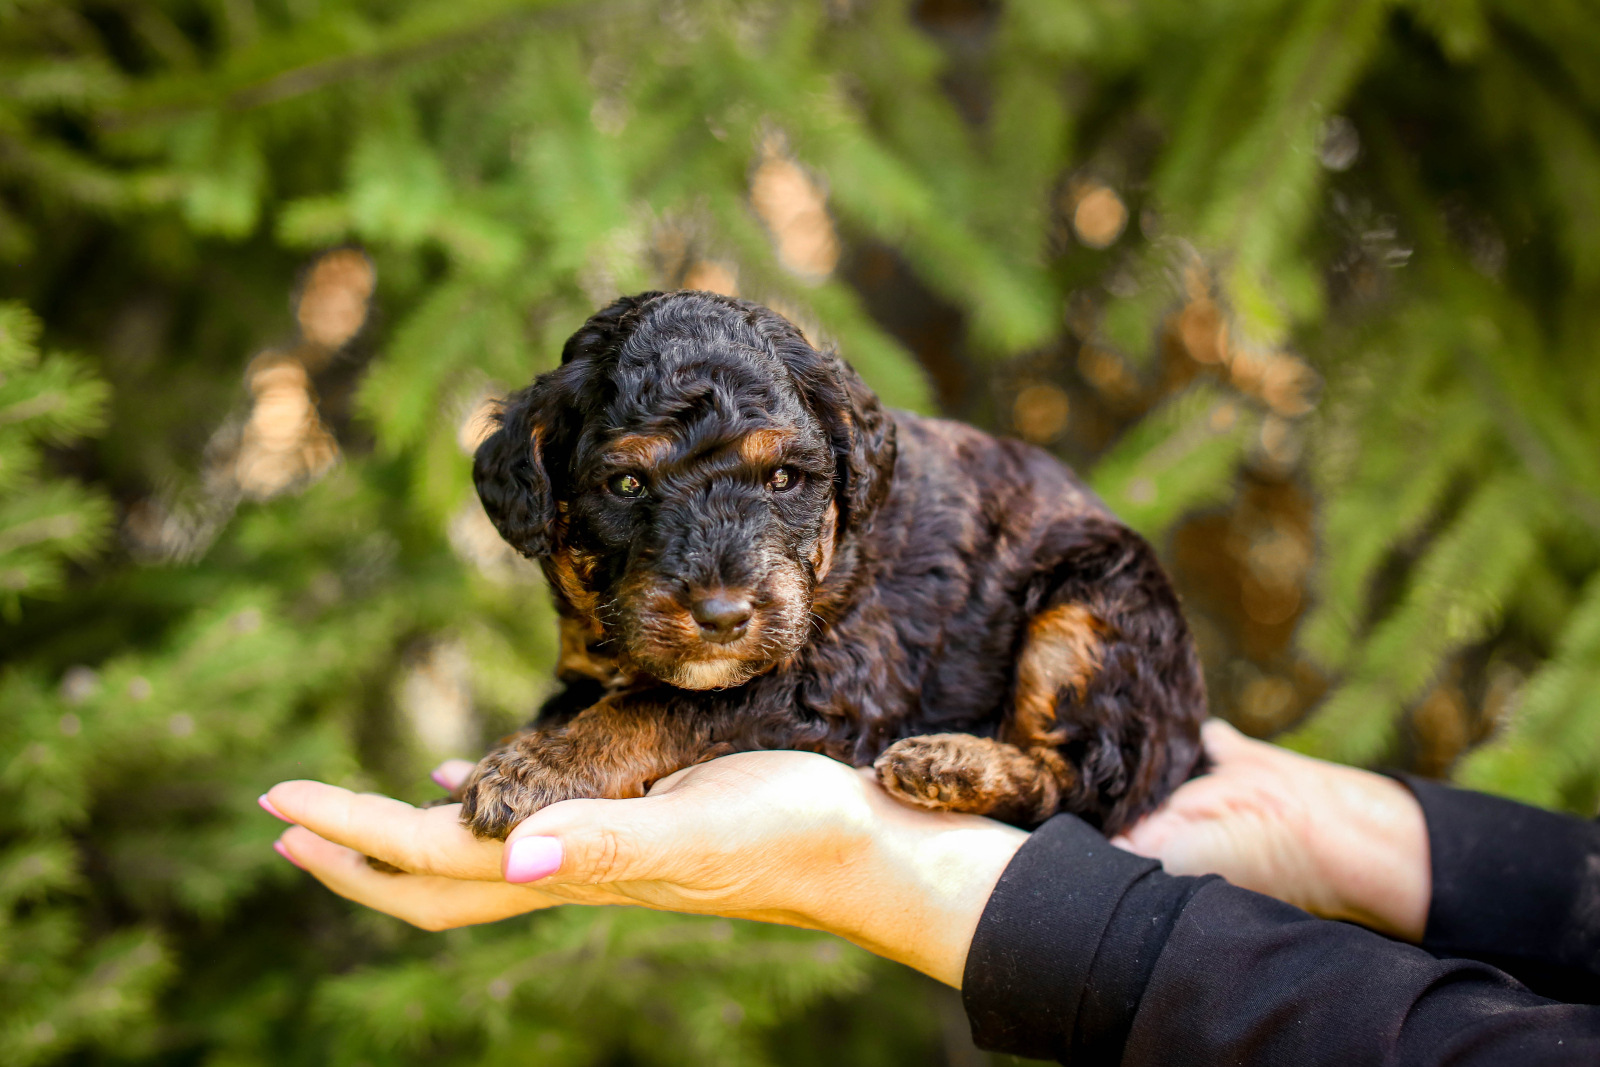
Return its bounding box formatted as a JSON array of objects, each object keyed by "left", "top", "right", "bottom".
[
  {"left": 962, "top": 815, "right": 1600, "bottom": 1066},
  {"left": 1404, "top": 776, "right": 1600, "bottom": 1002}
]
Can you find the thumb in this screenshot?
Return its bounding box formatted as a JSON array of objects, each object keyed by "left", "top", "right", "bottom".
[
  {"left": 430, "top": 759, "right": 477, "bottom": 792},
  {"left": 1112, "top": 811, "right": 1175, "bottom": 859},
  {"left": 500, "top": 795, "right": 684, "bottom": 886},
  {"left": 1200, "top": 718, "right": 1252, "bottom": 763}
]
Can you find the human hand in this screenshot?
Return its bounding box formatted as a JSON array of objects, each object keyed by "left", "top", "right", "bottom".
[
  {"left": 1111, "top": 720, "right": 1431, "bottom": 941},
  {"left": 264, "top": 750, "right": 1027, "bottom": 988}
]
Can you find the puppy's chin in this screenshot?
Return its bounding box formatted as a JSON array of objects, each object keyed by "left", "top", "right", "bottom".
[
  {"left": 621, "top": 631, "right": 783, "bottom": 691},
  {"left": 667, "top": 657, "right": 764, "bottom": 690}
]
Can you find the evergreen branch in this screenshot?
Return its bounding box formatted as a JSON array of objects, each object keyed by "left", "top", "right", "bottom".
[
  {"left": 98, "top": 0, "right": 604, "bottom": 129},
  {"left": 1456, "top": 570, "right": 1600, "bottom": 805},
  {"left": 1485, "top": 0, "right": 1600, "bottom": 108},
  {"left": 0, "top": 511, "right": 94, "bottom": 558},
  {"left": 1301, "top": 385, "right": 1492, "bottom": 667},
  {"left": 0, "top": 304, "right": 111, "bottom": 610},
  {"left": 1284, "top": 472, "right": 1545, "bottom": 763},
  {"left": 1461, "top": 339, "right": 1600, "bottom": 535},
  {"left": 1091, "top": 383, "right": 1259, "bottom": 537}
]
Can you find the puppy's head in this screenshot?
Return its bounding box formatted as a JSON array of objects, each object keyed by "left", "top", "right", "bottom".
[{"left": 474, "top": 291, "right": 897, "bottom": 689}]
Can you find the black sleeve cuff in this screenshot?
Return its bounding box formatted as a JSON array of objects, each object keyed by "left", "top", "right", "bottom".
[
  {"left": 960, "top": 814, "right": 1198, "bottom": 1062},
  {"left": 1404, "top": 775, "right": 1600, "bottom": 992}
]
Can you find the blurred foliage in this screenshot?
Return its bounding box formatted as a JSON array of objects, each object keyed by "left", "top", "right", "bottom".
[
  {"left": 2, "top": 0, "right": 1599, "bottom": 1063},
  {"left": 0, "top": 303, "right": 112, "bottom": 614}
]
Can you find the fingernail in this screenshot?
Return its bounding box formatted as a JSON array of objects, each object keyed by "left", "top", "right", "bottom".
[
  {"left": 273, "top": 840, "right": 306, "bottom": 870},
  {"left": 430, "top": 769, "right": 455, "bottom": 791},
  {"left": 259, "top": 794, "right": 293, "bottom": 823},
  {"left": 504, "top": 836, "right": 563, "bottom": 883}
]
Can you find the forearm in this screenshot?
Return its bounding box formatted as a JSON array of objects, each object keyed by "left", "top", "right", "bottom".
[
  {"left": 965, "top": 814, "right": 1600, "bottom": 1066},
  {"left": 1405, "top": 776, "right": 1600, "bottom": 996},
  {"left": 1126, "top": 877, "right": 1600, "bottom": 1067}
]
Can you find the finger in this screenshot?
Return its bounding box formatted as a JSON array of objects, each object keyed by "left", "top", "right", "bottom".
[
  {"left": 278, "top": 827, "right": 558, "bottom": 930},
  {"left": 499, "top": 751, "right": 871, "bottom": 889},
  {"left": 266, "top": 780, "right": 502, "bottom": 880},
  {"left": 431, "top": 760, "right": 476, "bottom": 792},
  {"left": 1200, "top": 719, "right": 1253, "bottom": 764},
  {"left": 1113, "top": 815, "right": 1174, "bottom": 857},
  {"left": 500, "top": 794, "right": 695, "bottom": 887}
]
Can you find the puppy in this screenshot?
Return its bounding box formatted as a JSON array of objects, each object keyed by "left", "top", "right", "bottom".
[{"left": 463, "top": 290, "right": 1205, "bottom": 839}]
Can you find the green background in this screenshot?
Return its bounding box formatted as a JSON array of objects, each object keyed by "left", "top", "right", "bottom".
[{"left": 3, "top": 0, "right": 1599, "bottom": 1062}]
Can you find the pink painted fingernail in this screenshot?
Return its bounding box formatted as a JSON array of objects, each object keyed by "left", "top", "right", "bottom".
[
  {"left": 430, "top": 769, "right": 456, "bottom": 791},
  {"left": 259, "top": 794, "right": 293, "bottom": 823},
  {"left": 273, "top": 840, "right": 306, "bottom": 870},
  {"left": 504, "top": 837, "right": 563, "bottom": 884}
]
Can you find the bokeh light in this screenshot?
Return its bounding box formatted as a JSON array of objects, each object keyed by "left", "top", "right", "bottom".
[
  {"left": 750, "top": 140, "right": 840, "bottom": 282},
  {"left": 295, "top": 248, "right": 376, "bottom": 354}
]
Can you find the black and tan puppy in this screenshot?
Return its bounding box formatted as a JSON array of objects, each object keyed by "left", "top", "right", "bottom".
[{"left": 463, "top": 290, "right": 1205, "bottom": 839}]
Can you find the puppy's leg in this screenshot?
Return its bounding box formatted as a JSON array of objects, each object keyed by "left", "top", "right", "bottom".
[
  {"left": 999, "top": 521, "right": 1207, "bottom": 836},
  {"left": 874, "top": 733, "right": 1066, "bottom": 826},
  {"left": 869, "top": 601, "right": 1101, "bottom": 826},
  {"left": 877, "top": 521, "right": 1206, "bottom": 835},
  {"left": 458, "top": 693, "right": 723, "bottom": 839},
  {"left": 871, "top": 602, "right": 1101, "bottom": 827}
]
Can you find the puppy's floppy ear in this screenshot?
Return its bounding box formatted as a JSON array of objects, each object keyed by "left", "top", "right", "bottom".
[
  {"left": 476, "top": 293, "right": 663, "bottom": 557},
  {"left": 473, "top": 383, "right": 559, "bottom": 559},
  {"left": 826, "top": 355, "right": 897, "bottom": 531}
]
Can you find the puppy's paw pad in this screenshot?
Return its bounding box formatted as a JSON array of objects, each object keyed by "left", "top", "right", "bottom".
[
  {"left": 874, "top": 735, "right": 990, "bottom": 812},
  {"left": 456, "top": 747, "right": 613, "bottom": 840},
  {"left": 457, "top": 754, "right": 559, "bottom": 840}
]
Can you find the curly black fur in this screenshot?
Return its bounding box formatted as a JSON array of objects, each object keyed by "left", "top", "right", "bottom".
[{"left": 461, "top": 290, "right": 1206, "bottom": 839}]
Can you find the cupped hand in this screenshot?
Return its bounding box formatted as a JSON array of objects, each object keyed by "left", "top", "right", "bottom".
[
  {"left": 264, "top": 750, "right": 1027, "bottom": 988},
  {"left": 1111, "top": 720, "right": 1431, "bottom": 941}
]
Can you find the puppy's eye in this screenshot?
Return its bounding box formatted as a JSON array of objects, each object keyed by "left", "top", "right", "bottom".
[
  {"left": 767, "top": 467, "right": 800, "bottom": 493},
  {"left": 609, "top": 473, "right": 647, "bottom": 498}
]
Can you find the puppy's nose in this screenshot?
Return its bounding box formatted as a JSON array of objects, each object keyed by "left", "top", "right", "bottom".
[{"left": 690, "top": 591, "right": 753, "bottom": 642}]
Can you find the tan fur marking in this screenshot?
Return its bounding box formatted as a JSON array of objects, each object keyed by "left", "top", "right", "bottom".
[
  {"left": 737, "top": 428, "right": 797, "bottom": 465},
  {"left": 615, "top": 564, "right": 809, "bottom": 690},
  {"left": 603, "top": 433, "right": 674, "bottom": 469},
  {"left": 557, "top": 616, "right": 625, "bottom": 686},
  {"left": 546, "top": 549, "right": 600, "bottom": 616},
  {"left": 460, "top": 693, "right": 718, "bottom": 838},
  {"left": 810, "top": 500, "right": 838, "bottom": 581},
  {"left": 1011, "top": 603, "right": 1105, "bottom": 745}
]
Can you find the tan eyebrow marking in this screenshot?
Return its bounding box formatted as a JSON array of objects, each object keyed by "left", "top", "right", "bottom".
[
  {"left": 737, "top": 428, "right": 799, "bottom": 466},
  {"left": 603, "top": 433, "right": 675, "bottom": 468}
]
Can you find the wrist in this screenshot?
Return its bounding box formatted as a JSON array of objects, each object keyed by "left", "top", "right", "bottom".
[
  {"left": 1313, "top": 766, "right": 1431, "bottom": 941},
  {"left": 822, "top": 785, "right": 1027, "bottom": 987}
]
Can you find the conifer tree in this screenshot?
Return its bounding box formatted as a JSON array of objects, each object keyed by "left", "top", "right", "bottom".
[{"left": 2, "top": 0, "right": 1599, "bottom": 1063}]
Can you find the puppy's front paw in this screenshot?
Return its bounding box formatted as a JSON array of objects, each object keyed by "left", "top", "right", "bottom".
[
  {"left": 875, "top": 734, "right": 992, "bottom": 812},
  {"left": 874, "top": 733, "right": 1058, "bottom": 824},
  {"left": 457, "top": 745, "right": 603, "bottom": 840}
]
